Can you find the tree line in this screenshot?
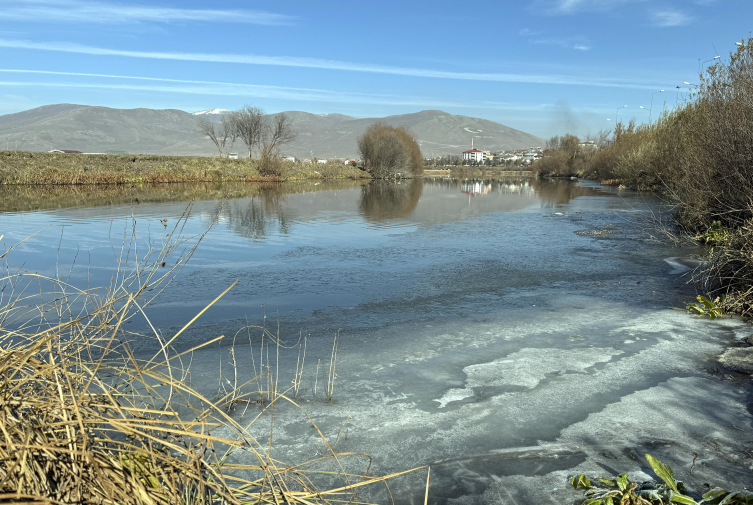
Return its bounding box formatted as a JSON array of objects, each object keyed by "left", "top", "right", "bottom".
[
  {"left": 199, "top": 108, "right": 426, "bottom": 179},
  {"left": 532, "top": 38, "right": 753, "bottom": 315}
]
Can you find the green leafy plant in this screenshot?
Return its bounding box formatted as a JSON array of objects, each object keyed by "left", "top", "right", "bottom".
[
  {"left": 687, "top": 294, "right": 726, "bottom": 318},
  {"left": 571, "top": 453, "right": 753, "bottom": 505},
  {"left": 702, "top": 221, "right": 731, "bottom": 245}
]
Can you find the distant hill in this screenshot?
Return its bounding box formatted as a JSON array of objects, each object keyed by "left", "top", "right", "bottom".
[{"left": 0, "top": 104, "right": 544, "bottom": 158}]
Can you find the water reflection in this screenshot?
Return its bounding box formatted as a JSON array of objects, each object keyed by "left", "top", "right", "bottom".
[
  {"left": 215, "top": 185, "right": 293, "bottom": 241},
  {"left": 359, "top": 180, "right": 423, "bottom": 221},
  {"left": 0, "top": 178, "right": 616, "bottom": 245},
  {"left": 423, "top": 177, "right": 604, "bottom": 207},
  {"left": 0, "top": 180, "right": 366, "bottom": 213}
]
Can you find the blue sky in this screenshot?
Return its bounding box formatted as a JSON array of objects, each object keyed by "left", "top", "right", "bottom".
[{"left": 0, "top": 0, "right": 750, "bottom": 138}]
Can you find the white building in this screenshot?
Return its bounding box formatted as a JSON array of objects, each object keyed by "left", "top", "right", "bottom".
[{"left": 462, "top": 148, "right": 489, "bottom": 163}]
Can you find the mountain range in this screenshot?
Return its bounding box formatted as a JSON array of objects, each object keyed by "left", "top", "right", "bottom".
[{"left": 0, "top": 104, "right": 544, "bottom": 159}]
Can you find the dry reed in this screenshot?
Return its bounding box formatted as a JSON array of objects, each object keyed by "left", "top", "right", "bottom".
[{"left": 0, "top": 210, "right": 426, "bottom": 504}]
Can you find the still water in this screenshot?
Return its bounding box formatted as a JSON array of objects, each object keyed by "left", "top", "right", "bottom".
[{"left": 1, "top": 178, "right": 751, "bottom": 504}]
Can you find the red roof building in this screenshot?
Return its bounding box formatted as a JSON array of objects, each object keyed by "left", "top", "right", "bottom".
[{"left": 462, "top": 148, "right": 489, "bottom": 163}]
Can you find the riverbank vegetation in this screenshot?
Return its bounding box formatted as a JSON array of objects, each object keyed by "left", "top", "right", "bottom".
[
  {"left": 0, "top": 150, "right": 369, "bottom": 185},
  {"left": 532, "top": 39, "right": 753, "bottom": 315},
  {"left": 0, "top": 222, "right": 425, "bottom": 504},
  {"left": 571, "top": 453, "right": 752, "bottom": 505},
  {"left": 357, "top": 123, "right": 424, "bottom": 179}
]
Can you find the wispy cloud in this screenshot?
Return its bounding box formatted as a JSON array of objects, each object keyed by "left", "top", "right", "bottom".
[
  {"left": 519, "top": 28, "right": 542, "bottom": 37},
  {"left": 651, "top": 8, "right": 692, "bottom": 27},
  {"left": 0, "top": 39, "right": 659, "bottom": 89},
  {"left": 519, "top": 28, "right": 590, "bottom": 51},
  {"left": 0, "top": 69, "right": 506, "bottom": 110},
  {"left": 535, "top": 0, "right": 646, "bottom": 15},
  {"left": 0, "top": 69, "right": 550, "bottom": 110},
  {"left": 0, "top": 0, "right": 294, "bottom": 25},
  {"left": 530, "top": 38, "right": 591, "bottom": 50}
]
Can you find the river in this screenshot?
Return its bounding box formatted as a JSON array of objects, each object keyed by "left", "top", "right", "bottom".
[{"left": 1, "top": 177, "right": 751, "bottom": 504}]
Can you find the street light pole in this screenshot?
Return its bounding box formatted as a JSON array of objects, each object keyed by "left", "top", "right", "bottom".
[
  {"left": 702, "top": 55, "right": 721, "bottom": 72},
  {"left": 615, "top": 105, "right": 627, "bottom": 125},
  {"left": 649, "top": 90, "right": 664, "bottom": 124}
]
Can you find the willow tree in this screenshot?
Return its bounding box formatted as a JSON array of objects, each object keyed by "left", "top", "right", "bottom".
[{"left": 357, "top": 124, "right": 423, "bottom": 179}]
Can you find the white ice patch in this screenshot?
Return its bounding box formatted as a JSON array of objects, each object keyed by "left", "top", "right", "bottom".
[
  {"left": 435, "top": 388, "right": 475, "bottom": 408},
  {"left": 664, "top": 257, "right": 691, "bottom": 274},
  {"left": 434, "top": 347, "right": 622, "bottom": 407}
]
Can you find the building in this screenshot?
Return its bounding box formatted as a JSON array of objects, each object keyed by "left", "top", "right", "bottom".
[{"left": 462, "top": 148, "right": 489, "bottom": 163}]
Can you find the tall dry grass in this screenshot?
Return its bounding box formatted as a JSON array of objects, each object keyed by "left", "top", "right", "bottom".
[
  {"left": 0, "top": 151, "right": 369, "bottom": 185},
  {"left": 536, "top": 38, "right": 753, "bottom": 313},
  {"left": 0, "top": 212, "right": 426, "bottom": 504}
]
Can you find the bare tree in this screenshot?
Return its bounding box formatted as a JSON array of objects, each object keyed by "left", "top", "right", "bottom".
[
  {"left": 545, "top": 135, "right": 562, "bottom": 151},
  {"left": 260, "top": 113, "right": 296, "bottom": 158},
  {"left": 596, "top": 128, "right": 612, "bottom": 146},
  {"left": 220, "top": 114, "right": 239, "bottom": 154},
  {"left": 231, "top": 105, "right": 264, "bottom": 158},
  {"left": 197, "top": 116, "right": 232, "bottom": 158}
]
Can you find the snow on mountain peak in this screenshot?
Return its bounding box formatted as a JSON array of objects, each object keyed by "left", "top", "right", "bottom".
[{"left": 193, "top": 109, "right": 230, "bottom": 115}]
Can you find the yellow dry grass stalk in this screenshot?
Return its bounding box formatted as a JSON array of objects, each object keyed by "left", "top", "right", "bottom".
[
  {"left": 0, "top": 151, "right": 370, "bottom": 186},
  {"left": 0, "top": 213, "right": 426, "bottom": 504}
]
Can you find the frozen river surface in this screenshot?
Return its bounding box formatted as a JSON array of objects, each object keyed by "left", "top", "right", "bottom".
[{"left": 1, "top": 178, "right": 752, "bottom": 504}]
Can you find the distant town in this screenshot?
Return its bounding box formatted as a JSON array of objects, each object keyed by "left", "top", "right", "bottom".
[{"left": 43, "top": 146, "right": 550, "bottom": 168}]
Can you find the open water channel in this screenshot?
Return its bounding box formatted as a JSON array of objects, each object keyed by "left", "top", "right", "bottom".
[{"left": 1, "top": 177, "right": 752, "bottom": 504}]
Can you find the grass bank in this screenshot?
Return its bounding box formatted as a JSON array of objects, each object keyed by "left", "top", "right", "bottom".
[
  {"left": 0, "top": 151, "right": 370, "bottom": 185},
  {"left": 532, "top": 39, "right": 753, "bottom": 314}
]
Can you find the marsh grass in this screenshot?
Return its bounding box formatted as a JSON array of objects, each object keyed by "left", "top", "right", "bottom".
[
  {"left": 0, "top": 151, "right": 369, "bottom": 185},
  {"left": 0, "top": 210, "right": 426, "bottom": 504}
]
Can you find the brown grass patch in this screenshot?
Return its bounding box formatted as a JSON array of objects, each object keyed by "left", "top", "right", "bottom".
[{"left": 0, "top": 151, "right": 370, "bottom": 185}]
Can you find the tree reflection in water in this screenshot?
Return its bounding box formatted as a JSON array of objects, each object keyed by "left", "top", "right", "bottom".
[
  {"left": 216, "top": 184, "right": 291, "bottom": 242},
  {"left": 0, "top": 178, "right": 607, "bottom": 243},
  {"left": 358, "top": 179, "right": 424, "bottom": 222}
]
